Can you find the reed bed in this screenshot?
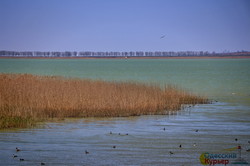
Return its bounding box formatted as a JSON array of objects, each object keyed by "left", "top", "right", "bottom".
[{"left": 0, "top": 73, "right": 209, "bottom": 129}]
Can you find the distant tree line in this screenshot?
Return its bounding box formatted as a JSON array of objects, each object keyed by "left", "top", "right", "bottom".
[{"left": 0, "top": 50, "right": 249, "bottom": 57}]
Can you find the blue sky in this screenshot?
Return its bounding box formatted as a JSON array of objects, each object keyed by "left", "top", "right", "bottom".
[{"left": 0, "top": 0, "right": 250, "bottom": 52}]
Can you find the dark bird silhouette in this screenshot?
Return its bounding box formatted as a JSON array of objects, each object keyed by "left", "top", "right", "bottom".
[
  {"left": 179, "top": 144, "right": 182, "bottom": 148},
  {"left": 195, "top": 130, "right": 199, "bottom": 132},
  {"left": 19, "top": 158, "right": 24, "bottom": 161},
  {"left": 41, "top": 162, "right": 46, "bottom": 165},
  {"left": 113, "top": 146, "right": 116, "bottom": 149},
  {"left": 16, "top": 147, "right": 20, "bottom": 152},
  {"left": 109, "top": 131, "right": 112, "bottom": 134},
  {"left": 163, "top": 128, "right": 166, "bottom": 131},
  {"left": 235, "top": 138, "right": 238, "bottom": 142},
  {"left": 160, "top": 35, "right": 166, "bottom": 39},
  {"left": 169, "top": 151, "right": 174, "bottom": 155},
  {"left": 85, "top": 150, "right": 89, "bottom": 154},
  {"left": 12, "top": 154, "right": 18, "bottom": 158}
]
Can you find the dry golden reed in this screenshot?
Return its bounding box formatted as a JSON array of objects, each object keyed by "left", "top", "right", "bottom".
[{"left": 0, "top": 73, "right": 209, "bottom": 129}]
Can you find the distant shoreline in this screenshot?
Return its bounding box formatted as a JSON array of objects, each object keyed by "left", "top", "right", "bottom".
[{"left": 0, "top": 56, "right": 250, "bottom": 59}]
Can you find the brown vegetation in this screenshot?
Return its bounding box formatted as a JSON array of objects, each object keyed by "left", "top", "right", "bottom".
[{"left": 0, "top": 73, "right": 209, "bottom": 129}]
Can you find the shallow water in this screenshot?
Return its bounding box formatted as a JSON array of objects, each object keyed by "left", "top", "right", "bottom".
[
  {"left": 1, "top": 103, "right": 249, "bottom": 166},
  {"left": 0, "top": 59, "right": 250, "bottom": 165}
]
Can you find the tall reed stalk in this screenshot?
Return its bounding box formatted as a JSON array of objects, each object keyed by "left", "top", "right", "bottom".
[{"left": 0, "top": 73, "right": 209, "bottom": 129}]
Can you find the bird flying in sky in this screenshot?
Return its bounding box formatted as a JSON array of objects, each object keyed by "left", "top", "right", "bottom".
[{"left": 160, "top": 35, "right": 166, "bottom": 39}]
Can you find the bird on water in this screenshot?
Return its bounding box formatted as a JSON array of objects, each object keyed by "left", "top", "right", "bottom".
[{"left": 12, "top": 154, "right": 18, "bottom": 158}]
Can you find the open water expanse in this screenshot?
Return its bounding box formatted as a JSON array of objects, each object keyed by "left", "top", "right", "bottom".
[{"left": 0, "top": 58, "right": 250, "bottom": 165}]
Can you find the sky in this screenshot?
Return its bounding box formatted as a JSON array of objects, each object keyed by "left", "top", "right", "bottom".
[{"left": 0, "top": 0, "right": 250, "bottom": 52}]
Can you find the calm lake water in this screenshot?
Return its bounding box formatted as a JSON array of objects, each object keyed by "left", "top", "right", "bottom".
[{"left": 0, "top": 58, "right": 250, "bottom": 165}]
